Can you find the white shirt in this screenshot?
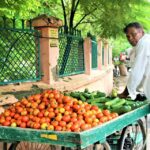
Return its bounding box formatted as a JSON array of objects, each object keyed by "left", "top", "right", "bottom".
[
  {"left": 126, "top": 47, "right": 136, "bottom": 67},
  {"left": 127, "top": 34, "right": 150, "bottom": 100}
]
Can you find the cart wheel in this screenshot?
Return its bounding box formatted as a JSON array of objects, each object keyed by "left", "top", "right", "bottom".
[
  {"left": 61, "top": 145, "right": 94, "bottom": 150},
  {"left": 8, "top": 142, "right": 61, "bottom": 150},
  {"left": 119, "top": 119, "right": 146, "bottom": 150},
  {"left": 93, "top": 142, "right": 111, "bottom": 150}
]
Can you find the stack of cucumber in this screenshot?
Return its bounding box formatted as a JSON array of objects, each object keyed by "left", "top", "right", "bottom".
[
  {"left": 89, "top": 97, "right": 148, "bottom": 114},
  {"left": 66, "top": 89, "right": 149, "bottom": 115}
]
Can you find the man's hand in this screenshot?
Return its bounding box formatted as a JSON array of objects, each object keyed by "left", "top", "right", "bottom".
[
  {"left": 118, "top": 87, "right": 129, "bottom": 99},
  {"left": 118, "top": 93, "right": 128, "bottom": 99}
]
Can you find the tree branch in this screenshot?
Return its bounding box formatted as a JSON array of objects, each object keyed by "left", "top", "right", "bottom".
[
  {"left": 78, "top": 20, "right": 98, "bottom": 24},
  {"left": 61, "top": 0, "right": 67, "bottom": 26},
  {"left": 73, "top": 0, "right": 80, "bottom": 13},
  {"left": 74, "top": 8, "right": 97, "bottom": 29},
  {"left": 69, "top": 0, "right": 76, "bottom": 29}
]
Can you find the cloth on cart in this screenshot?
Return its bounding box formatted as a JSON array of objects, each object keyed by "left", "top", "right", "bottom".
[{"left": 0, "top": 94, "right": 18, "bottom": 106}]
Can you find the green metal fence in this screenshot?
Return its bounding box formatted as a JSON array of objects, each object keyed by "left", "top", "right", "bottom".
[
  {"left": 91, "top": 38, "right": 98, "bottom": 69},
  {"left": 0, "top": 17, "right": 41, "bottom": 85},
  {"left": 58, "top": 26, "right": 85, "bottom": 77}
]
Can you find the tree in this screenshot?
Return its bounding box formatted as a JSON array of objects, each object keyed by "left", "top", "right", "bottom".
[
  {"left": 1, "top": 0, "right": 150, "bottom": 38},
  {"left": 36, "top": 0, "right": 150, "bottom": 38},
  {"left": 1, "top": 0, "right": 150, "bottom": 58},
  {"left": 0, "top": 0, "right": 40, "bottom": 18}
]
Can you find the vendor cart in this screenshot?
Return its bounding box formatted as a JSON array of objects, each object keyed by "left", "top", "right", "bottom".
[{"left": 0, "top": 103, "right": 149, "bottom": 150}]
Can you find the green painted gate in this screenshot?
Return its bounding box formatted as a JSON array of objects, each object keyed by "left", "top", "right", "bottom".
[
  {"left": 0, "top": 17, "right": 41, "bottom": 85},
  {"left": 58, "top": 26, "right": 85, "bottom": 77},
  {"left": 91, "top": 38, "right": 98, "bottom": 69}
]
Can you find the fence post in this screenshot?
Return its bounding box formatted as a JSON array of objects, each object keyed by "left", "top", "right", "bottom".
[
  {"left": 109, "top": 46, "right": 113, "bottom": 65},
  {"left": 104, "top": 40, "right": 109, "bottom": 67},
  {"left": 84, "top": 38, "right": 92, "bottom": 75},
  {"left": 97, "top": 38, "right": 103, "bottom": 70},
  {"left": 32, "top": 15, "right": 62, "bottom": 84}
]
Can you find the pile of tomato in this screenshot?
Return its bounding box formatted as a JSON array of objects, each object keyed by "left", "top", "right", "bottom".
[{"left": 0, "top": 89, "right": 118, "bottom": 132}]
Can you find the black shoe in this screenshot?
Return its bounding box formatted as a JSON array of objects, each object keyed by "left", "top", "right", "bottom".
[{"left": 135, "top": 94, "right": 146, "bottom": 101}]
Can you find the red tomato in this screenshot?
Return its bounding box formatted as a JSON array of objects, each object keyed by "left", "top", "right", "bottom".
[
  {"left": 16, "top": 119, "right": 22, "bottom": 126},
  {"left": 102, "top": 109, "right": 111, "bottom": 116},
  {"left": 62, "top": 115, "right": 70, "bottom": 122},
  {"left": 33, "top": 123, "right": 40, "bottom": 129},
  {"left": 48, "top": 93, "right": 54, "bottom": 99},
  {"left": 80, "top": 124, "right": 89, "bottom": 131},
  {"left": 100, "top": 116, "right": 108, "bottom": 123},
  {"left": 51, "top": 121, "right": 59, "bottom": 127},
  {"left": 20, "top": 122, "right": 26, "bottom": 128},
  {"left": 21, "top": 116, "right": 29, "bottom": 122},
  {"left": 54, "top": 93, "right": 60, "bottom": 99},
  {"left": 5, "top": 116, "right": 11, "bottom": 121},
  {"left": 3, "top": 121, "right": 11, "bottom": 126},
  {"left": 70, "top": 123, "right": 79, "bottom": 131},
  {"left": 59, "top": 121, "right": 66, "bottom": 127},
  {"left": 63, "top": 96, "right": 71, "bottom": 103},
  {"left": 48, "top": 112, "right": 55, "bottom": 118},
  {"left": 14, "top": 114, "right": 20, "bottom": 120},
  {"left": 55, "top": 125, "right": 62, "bottom": 131},
  {"left": 96, "top": 112, "right": 104, "bottom": 119},
  {"left": 91, "top": 105, "right": 99, "bottom": 111}
]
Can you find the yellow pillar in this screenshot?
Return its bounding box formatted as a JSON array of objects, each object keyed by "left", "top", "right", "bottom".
[
  {"left": 32, "top": 15, "right": 62, "bottom": 84},
  {"left": 84, "top": 38, "right": 92, "bottom": 75},
  {"left": 97, "top": 38, "right": 103, "bottom": 70}
]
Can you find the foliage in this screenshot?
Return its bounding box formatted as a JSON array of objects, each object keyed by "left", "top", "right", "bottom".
[
  {"left": 0, "top": 0, "right": 40, "bottom": 19},
  {"left": 1, "top": 0, "right": 150, "bottom": 59},
  {"left": 111, "top": 37, "right": 130, "bottom": 57}
]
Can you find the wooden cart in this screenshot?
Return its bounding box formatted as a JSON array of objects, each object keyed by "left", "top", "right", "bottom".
[{"left": 0, "top": 104, "right": 149, "bottom": 150}]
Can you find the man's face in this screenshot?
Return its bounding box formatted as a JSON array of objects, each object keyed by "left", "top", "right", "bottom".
[{"left": 126, "top": 27, "right": 144, "bottom": 46}]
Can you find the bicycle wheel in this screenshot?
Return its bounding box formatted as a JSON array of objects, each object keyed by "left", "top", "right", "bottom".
[{"left": 119, "top": 119, "right": 146, "bottom": 150}]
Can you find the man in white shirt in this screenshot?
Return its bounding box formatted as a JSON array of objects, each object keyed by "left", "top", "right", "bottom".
[
  {"left": 125, "top": 47, "right": 135, "bottom": 71},
  {"left": 119, "top": 22, "right": 150, "bottom": 100}
]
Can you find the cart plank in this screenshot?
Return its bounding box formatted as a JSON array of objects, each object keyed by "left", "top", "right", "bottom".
[{"left": 0, "top": 104, "right": 149, "bottom": 149}]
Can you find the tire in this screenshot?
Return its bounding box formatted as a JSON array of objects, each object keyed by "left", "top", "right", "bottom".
[
  {"left": 93, "top": 142, "right": 111, "bottom": 150},
  {"left": 9, "top": 142, "right": 61, "bottom": 150},
  {"left": 119, "top": 119, "right": 147, "bottom": 150}
]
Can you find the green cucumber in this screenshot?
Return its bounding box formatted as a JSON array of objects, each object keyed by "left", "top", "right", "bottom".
[
  {"left": 111, "top": 99, "right": 126, "bottom": 108},
  {"left": 96, "top": 91, "right": 106, "bottom": 97},
  {"left": 84, "top": 88, "right": 89, "bottom": 93},
  {"left": 70, "top": 92, "right": 80, "bottom": 98},
  {"left": 82, "top": 93, "right": 91, "bottom": 99},
  {"left": 91, "top": 102, "right": 105, "bottom": 107},
  {"left": 79, "top": 94, "right": 86, "bottom": 102},
  {"left": 87, "top": 97, "right": 110, "bottom": 103},
  {"left": 105, "top": 97, "right": 120, "bottom": 106},
  {"left": 111, "top": 105, "right": 132, "bottom": 114},
  {"left": 125, "top": 100, "right": 135, "bottom": 105},
  {"left": 122, "top": 105, "right": 132, "bottom": 112}
]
